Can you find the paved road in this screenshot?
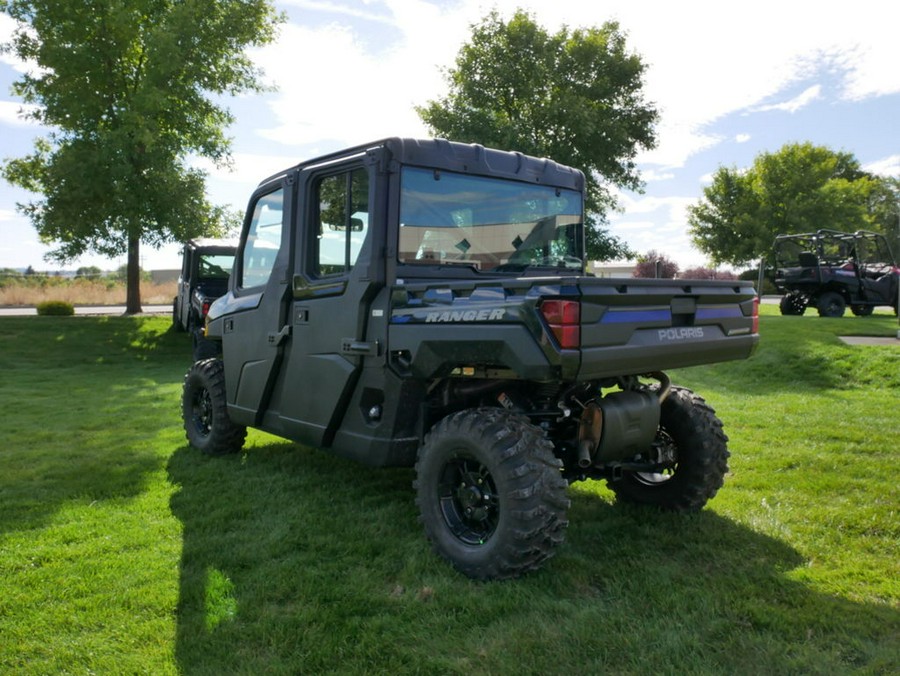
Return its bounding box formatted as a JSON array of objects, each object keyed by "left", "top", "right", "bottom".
[{"left": 0, "top": 304, "right": 171, "bottom": 317}]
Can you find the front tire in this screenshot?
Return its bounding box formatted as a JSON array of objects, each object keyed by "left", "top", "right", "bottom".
[
  {"left": 607, "top": 387, "right": 729, "bottom": 512},
  {"left": 817, "top": 291, "right": 846, "bottom": 318},
  {"left": 182, "top": 358, "right": 246, "bottom": 455},
  {"left": 415, "top": 408, "right": 569, "bottom": 580},
  {"left": 779, "top": 292, "right": 807, "bottom": 315}
]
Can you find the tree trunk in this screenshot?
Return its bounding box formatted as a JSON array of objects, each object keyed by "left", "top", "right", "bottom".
[{"left": 125, "top": 234, "right": 143, "bottom": 315}]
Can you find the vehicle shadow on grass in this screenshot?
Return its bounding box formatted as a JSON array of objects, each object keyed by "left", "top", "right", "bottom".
[
  {"left": 167, "top": 443, "right": 898, "bottom": 675},
  {"left": 563, "top": 491, "right": 899, "bottom": 672}
]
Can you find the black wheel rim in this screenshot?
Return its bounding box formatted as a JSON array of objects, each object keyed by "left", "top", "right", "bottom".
[
  {"left": 190, "top": 387, "right": 213, "bottom": 438},
  {"left": 437, "top": 454, "right": 499, "bottom": 546}
]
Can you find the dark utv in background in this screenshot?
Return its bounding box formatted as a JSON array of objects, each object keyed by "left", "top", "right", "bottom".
[
  {"left": 172, "top": 238, "right": 237, "bottom": 352},
  {"left": 773, "top": 229, "right": 899, "bottom": 317},
  {"left": 181, "top": 138, "right": 759, "bottom": 579}
]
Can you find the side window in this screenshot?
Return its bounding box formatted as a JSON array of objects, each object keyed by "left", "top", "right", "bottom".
[
  {"left": 240, "top": 188, "right": 284, "bottom": 289},
  {"left": 315, "top": 168, "right": 369, "bottom": 277}
]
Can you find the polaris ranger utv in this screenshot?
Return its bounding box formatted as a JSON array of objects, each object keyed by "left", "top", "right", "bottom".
[
  {"left": 182, "top": 138, "right": 759, "bottom": 579},
  {"left": 172, "top": 238, "right": 237, "bottom": 348},
  {"left": 773, "top": 229, "right": 899, "bottom": 317}
]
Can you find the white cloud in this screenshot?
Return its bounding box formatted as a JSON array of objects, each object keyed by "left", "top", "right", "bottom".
[
  {"left": 608, "top": 191, "right": 707, "bottom": 264},
  {"left": 637, "top": 122, "right": 722, "bottom": 170},
  {"left": 279, "top": 0, "right": 395, "bottom": 24},
  {"left": 192, "top": 152, "right": 298, "bottom": 186},
  {"left": 641, "top": 169, "right": 675, "bottom": 182},
  {"left": 753, "top": 85, "right": 822, "bottom": 114},
  {"left": 863, "top": 154, "right": 900, "bottom": 178},
  {"left": 833, "top": 33, "right": 900, "bottom": 100},
  {"left": 0, "top": 14, "right": 41, "bottom": 74},
  {"left": 250, "top": 1, "right": 473, "bottom": 148},
  {"left": 0, "top": 100, "right": 41, "bottom": 126},
  {"left": 735, "top": 134, "right": 751, "bottom": 144},
  {"left": 251, "top": 24, "right": 421, "bottom": 146},
  {"left": 484, "top": 1, "right": 899, "bottom": 169}
]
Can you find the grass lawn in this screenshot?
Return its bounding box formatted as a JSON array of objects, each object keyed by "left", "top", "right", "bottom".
[{"left": 0, "top": 306, "right": 897, "bottom": 674}]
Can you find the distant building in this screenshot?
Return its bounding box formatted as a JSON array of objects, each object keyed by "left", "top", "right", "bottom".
[
  {"left": 151, "top": 269, "right": 180, "bottom": 284},
  {"left": 590, "top": 261, "right": 636, "bottom": 278}
]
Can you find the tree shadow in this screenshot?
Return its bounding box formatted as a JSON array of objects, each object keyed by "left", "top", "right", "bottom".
[
  {"left": 0, "top": 316, "right": 187, "bottom": 535},
  {"left": 167, "top": 443, "right": 898, "bottom": 674}
]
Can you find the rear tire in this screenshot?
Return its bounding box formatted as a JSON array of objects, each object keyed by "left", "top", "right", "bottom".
[
  {"left": 607, "top": 387, "right": 729, "bottom": 512},
  {"left": 817, "top": 291, "right": 846, "bottom": 318},
  {"left": 779, "top": 292, "right": 806, "bottom": 315},
  {"left": 850, "top": 304, "right": 874, "bottom": 317},
  {"left": 172, "top": 298, "right": 185, "bottom": 331},
  {"left": 182, "top": 358, "right": 246, "bottom": 455},
  {"left": 415, "top": 408, "right": 569, "bottom": 580}
]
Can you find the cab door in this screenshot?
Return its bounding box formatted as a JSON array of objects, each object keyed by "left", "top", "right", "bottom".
[
  {"left": 270, "top": 156, "right": 386, "bottom": 447},
  {"left": 219, "top": 175, "right": 295, "bottom": 427}
]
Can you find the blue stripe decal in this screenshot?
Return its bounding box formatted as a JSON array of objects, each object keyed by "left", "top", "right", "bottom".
[
  {"left": 696, "top": 307, "right": 743, "bottom": 320},
  {"left": 601, "top": 309, "right": 672, "bottom": 324}
]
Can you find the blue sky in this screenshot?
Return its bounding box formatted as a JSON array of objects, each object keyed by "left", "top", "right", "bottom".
[{"left": 1, "top": 0, "right": 898, "bottom": 271}]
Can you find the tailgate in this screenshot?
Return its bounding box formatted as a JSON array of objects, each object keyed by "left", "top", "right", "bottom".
[{"left": 577, "top": 278, "right": 758, "bottom": 379}]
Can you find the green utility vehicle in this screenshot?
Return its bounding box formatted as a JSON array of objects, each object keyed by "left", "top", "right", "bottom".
[{"left": 182, "top": 138, "right": 759, "bottom": 579}]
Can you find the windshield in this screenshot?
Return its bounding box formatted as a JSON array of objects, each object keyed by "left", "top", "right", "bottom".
[
  {"left": 398, "top": 166, "right": 583, "bottom": 273},
  {"left": 197, "top": 253, "right": 234, "bottom": 280}
]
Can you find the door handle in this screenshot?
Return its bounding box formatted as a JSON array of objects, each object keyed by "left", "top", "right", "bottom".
[
  {"left": 267, "top": 325, "right": 291, "bottom": 346},
  {"left": 341, "top": 339, "right": 380, "bottom": 357}
]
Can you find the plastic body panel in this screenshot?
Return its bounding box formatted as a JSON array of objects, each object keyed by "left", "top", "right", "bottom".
[
  {"left": 204, "top": 138, "right": 759, "bottom": 468},
  {"left": 388, "top": 276, "right": 759, "bottom": 385}
]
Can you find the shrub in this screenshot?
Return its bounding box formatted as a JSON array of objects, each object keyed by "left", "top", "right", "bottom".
[
  {"left": 680, "top": 266, "right": 738, "bottom": 280},
  {"left": 634, "top": 250, "right": 680, "bottom": 279},
  {"left": 36, "top": 300, "right": 75, "bottom": 316}
]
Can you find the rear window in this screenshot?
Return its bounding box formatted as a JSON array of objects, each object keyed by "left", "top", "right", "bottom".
[{"left": 398, "top": 167, "right": 583, "bottom": 273}]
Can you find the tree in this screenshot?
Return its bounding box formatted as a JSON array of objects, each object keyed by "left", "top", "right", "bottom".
[
  {"left": 865, "top": 176, "right": 900, "bottom": 256},
  {"left": 680, "top": 266, "right": 737, "bottom": 280},
  {"left": 633, "top": 250, "right": 679, "bottom": 279},
  {"left": 112, "top": 262, "right": 150, "bottom": 283},
  {"left": 417, "top": 9, "right": 658, "bottom": 262},
  {"left": 1, "top": 0, "right": 281, "bottom": 313},
  {"left": 688, "top": 142, "right": 893, "bottom": 266},
  {"left": 75, "top": 265, "right": 102, "bottom": 279}
]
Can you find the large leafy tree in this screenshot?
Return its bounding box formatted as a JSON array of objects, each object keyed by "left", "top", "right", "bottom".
[
  {"left": 417, "top": 9, "right": 658, "bottom": 262},
  {"left": 1, "top": 0, "right": 282, "bottom": 312},
  {"left": 688, "top": 142, "right": 898, "bottom": 266},
  {"left": 866, "top": 175, "right": 900, "bottom": 256}
]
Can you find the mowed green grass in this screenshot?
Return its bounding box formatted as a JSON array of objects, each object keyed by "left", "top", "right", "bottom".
[{"left": 0, "top": 307, "right": 897, "bottom": 674}]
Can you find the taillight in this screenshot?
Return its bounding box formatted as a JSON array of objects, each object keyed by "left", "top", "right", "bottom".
[
  {"left": 202, "top": 301, "right": 211, "bottom": 317},
  {"left": 540, "top": 299, "right": 580, "bottom": 349},
  {"left": 752, "top": 295, "right": 760, "bottom": 334}
]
